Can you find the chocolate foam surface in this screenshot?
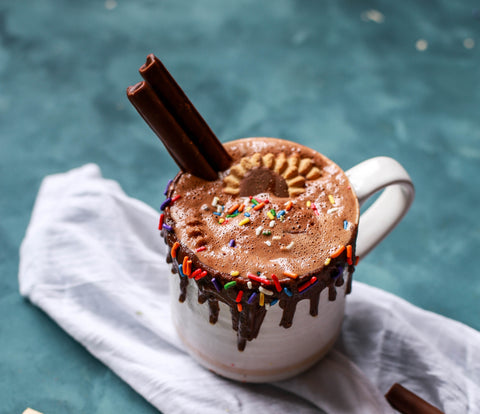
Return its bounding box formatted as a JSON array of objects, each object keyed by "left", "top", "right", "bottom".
[{"left": 166, "top": 138, "right": 359, "bottom": 280}]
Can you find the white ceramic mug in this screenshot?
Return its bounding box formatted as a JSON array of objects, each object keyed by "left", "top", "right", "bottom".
[{"left": 169, "top": 151, "right": 414, "bottom": 383}]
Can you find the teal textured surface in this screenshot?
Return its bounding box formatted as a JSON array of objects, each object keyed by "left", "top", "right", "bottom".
[{"left": 1, "top": 0, "right": 479, "bottom": 412}]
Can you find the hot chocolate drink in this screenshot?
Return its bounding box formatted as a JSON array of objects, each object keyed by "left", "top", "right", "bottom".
[
  {"left": 160, "top": 137, "right": 359, "bottom": 351},
  {"left": 127, "top": 54, "right": 414, "bottom": 381}
]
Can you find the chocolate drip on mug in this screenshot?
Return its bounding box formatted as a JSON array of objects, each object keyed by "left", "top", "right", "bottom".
[{"left": 162, "top": 218, "right": 356, "bottom": 351}]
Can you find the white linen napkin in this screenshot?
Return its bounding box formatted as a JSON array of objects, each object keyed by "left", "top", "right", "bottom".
[{"left": 19, "top": 164, "right": 480, "bottom": 414}]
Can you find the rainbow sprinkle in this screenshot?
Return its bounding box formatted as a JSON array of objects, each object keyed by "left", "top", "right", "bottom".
[
  {"left": 160, "top": 197, "right": 171, "bottom": 210},
  {"left": 171, "top": 242, "right": 180, "bottom": 258},
  {"left": 178, "top": 264, "right": 186, "bottom": 278},
  {"left": 328, "top": 194, "right": 335, "bottom": 205},
  {"left": 298, "top": 276, "right": 318, "bottom": 293},
  {"left": 229, "top": 239, "right": 236, "bottom": 247},
  {"left": 230, "top": 270, "right": 239, "bottom": 277},
  {"left": 247, "top": 292, "right": 257, "bottom": 304},
  {"left": 185, "top": 259, "right": 192, "bottom": 277},
  {"left": 283, "top": 271, "right": 298, "bottom": 279},
  {"left": 253, "top": 202, "right": 266, "bottom": 211},
  {"left": 259, "top": 286, "right": 273, "bottom": 296},
  {"left": 171, "top": 194, "right": 181, "bottom": 204},
  {"left": 224, "top": 281, "right": 237, "bottom": 290},
  {"left": 164, "top": 179, "right": 173, "bottom": 195},
  {"left": 195, "top": 270, "right": 208, "bottom": 281},
  {"left": 211, "top": 278, "right": 222, "bottom": 292},
  {"left": 158, "top": 213, "right": 164, "bottom": 230},
  {"left": 239, "top": 218, "right": 250, "bottom": 226},
  {"left": 346, "top": 244, "right": 353, "bottom": 265},
  {"left": 248, "top": 274, "right": 272, "bottom": 285},
  {"left": 190, "top": 268, "right": 202, "bottom": 279},
  {"left": 227, "top": 204, "right": 240, "bottom": 215},
  {"left": 271, "top": 274, "right": 282, "bottom": 292},
  {"left": 283, "top": 287, "right": 293, "bottom": 297},
  {"left": 331, "top": 245, "right": 345, "bottom": 258}
]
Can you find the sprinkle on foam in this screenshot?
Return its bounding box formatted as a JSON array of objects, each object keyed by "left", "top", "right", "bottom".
[
  {"left": 283, "top": 271, "right": 298, "bottom": 279},
  {"left": 331, "top": 245, "right": 345, "bottom": 258}
]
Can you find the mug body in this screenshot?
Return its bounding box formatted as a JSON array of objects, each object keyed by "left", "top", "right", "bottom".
[{"left": 169, "top": 267, "right": 348, "bottom": 382}]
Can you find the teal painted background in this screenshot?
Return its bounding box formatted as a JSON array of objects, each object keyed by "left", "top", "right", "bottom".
[{"left": 1, "top": 0, "right": 479, "bottom": 412}]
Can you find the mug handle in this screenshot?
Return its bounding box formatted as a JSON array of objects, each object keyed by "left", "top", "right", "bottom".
[{"left": 345, "top": 157, "right": 415, "bottom": 260}]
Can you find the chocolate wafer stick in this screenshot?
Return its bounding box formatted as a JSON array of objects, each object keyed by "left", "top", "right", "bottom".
[
  {"left": 127, "top": 81, "right": 218, "bottom": 180},
  {"left": 385, "top": 383, "right": 444, "bottom": 414},
  {"left": 139, "top": 54, "right": 232, "bottom": 172}
]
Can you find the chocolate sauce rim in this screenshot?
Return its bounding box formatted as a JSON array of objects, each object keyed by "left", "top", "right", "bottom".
[{"left": 163, "top": 226, "right": 353, "bottom": 291}]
